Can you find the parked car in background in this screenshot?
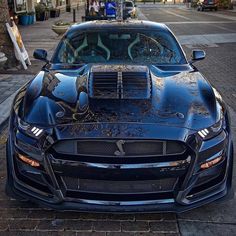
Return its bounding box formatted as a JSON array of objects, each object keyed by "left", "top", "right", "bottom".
[
  {"left": 197, "top": 0, "right": 218, "bottom": 11},
  {"left": 123, "top": 1, "right": 137, "bottom": 19}
]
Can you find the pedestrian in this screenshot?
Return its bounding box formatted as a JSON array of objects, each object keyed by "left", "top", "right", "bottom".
[
  {"left": 89, "top": 0, "right": 100, "bottom": 15},
  {"left": 187, "top": 0, "right": 191, "bottom": 8},
  {"left": 105, "top": 0, "right": 117, "bottom": 19},
  {"left": 99, "top": 0, "right": 106, "bottom": 16}
]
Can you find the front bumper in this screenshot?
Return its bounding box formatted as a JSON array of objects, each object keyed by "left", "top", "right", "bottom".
[{"left": 6, "top": 128, "right": 234, "bottom": 213}]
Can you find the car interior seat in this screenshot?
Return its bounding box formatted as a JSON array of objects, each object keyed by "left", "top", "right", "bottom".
[
  {"left": 128, "top": 33, "right": 140, "bottom": 60},
  {"left": 75, "top": 33, "right": 110, "bottom": 60}
]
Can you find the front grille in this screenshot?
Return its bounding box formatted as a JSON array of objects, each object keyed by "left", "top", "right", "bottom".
[
  {"left": 61, "top": 177, "right": 177, "bottom": 193},
  {"left": 52, "top": 140, "right": 186, "bottom": 157},
  {"left": 50, "top": 138, "right": 190, "bottom": 203}
]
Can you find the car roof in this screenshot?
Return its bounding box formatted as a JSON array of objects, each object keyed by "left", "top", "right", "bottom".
[
  {"left": 124, "top": 1, "right": 134, "bottom": 3},
  {"left": 68, "top": 20, "right": 169, "bottom": 34}
]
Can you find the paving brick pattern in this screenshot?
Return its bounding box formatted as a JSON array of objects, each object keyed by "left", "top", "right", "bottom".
[
  {"left": 182, "top": 43, "right": 236, "bottom": 113},
  {"left": 0, "top": 75, "right": 33, "bottom": 104}
]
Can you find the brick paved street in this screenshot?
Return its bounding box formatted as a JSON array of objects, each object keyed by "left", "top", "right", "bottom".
[
  {"left": 0, "top": 75, "right": 32, "bottom": 104},
  {"left": 0, "top": 3, "right": 236, "bottom": 236}
]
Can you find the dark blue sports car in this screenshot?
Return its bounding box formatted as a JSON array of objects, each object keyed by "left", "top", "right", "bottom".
[{"left": 5, "top": 20, "right": 234, "bottom": 212}]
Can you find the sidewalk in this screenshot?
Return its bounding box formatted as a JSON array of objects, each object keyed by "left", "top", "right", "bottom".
[
  {"left": 19, "top": 6, "right": 84, "bottom": 61},
  {"left": 0, "top": 7, "right": 84, "bottom": 129}
]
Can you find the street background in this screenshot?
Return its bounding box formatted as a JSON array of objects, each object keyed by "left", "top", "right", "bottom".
[{"left": 0, "top": 3, "right": 236, "bottom": 236}]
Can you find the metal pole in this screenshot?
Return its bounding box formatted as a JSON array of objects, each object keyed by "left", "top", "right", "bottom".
[
  {"left": 121, "top": 0, "right": 124, "bottom": 20},
  {"left": 73, "top": 9, "right": 76, "bottom": 22}
]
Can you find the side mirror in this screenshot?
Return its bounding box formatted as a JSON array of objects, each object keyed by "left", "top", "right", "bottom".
[
  {"left": 134, "top": 4, "right": 137, "bottom": 7},
  {"left": 191, "top": 50, "right": 206, "bottom": 62},
  {"left": 33, "top": 49, "right": 48, "bottom": 62}
]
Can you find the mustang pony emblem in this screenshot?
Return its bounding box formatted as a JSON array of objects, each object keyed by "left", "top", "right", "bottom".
[{"left": 114, "top": 140, "right": 126, "bottom": 156}]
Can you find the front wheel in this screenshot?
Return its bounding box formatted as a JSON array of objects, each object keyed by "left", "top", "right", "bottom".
[{"left": 215, "top": 7, "right": 218, "bottom": 11}]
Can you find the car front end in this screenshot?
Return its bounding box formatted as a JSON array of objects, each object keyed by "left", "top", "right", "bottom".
[
  {"left": 6, "top": 70, "right": 234, "bottom": 213},
  {"left": 5, "top": 21, "right": 234, "bottom": 212},
  {"left": 198, "top": 0, "right": 218, "bottom": 11}
]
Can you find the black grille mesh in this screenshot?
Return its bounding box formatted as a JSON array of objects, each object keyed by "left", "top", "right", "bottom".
[
  {"left": 62, "top": 176, "right": 177, "bottom": 193},
  {"left": 53, "top": 140, "right": 186, "bottom": 157}
]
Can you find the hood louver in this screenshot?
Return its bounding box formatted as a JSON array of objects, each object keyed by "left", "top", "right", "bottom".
[{"left": 89, "top": 65, "right": 151, "bottom": 99}]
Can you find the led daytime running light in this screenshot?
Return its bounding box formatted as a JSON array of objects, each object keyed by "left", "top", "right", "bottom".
[
  {"left": 31, "top": 127, "right": 43, "bottom": 137},
  {"left": 198, "top": 129, "right": 209, "bottom": 138}
]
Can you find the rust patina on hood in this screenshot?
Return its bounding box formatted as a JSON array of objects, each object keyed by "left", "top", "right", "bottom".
[{"left": 18, "top": 63, "right": 222, "bottom": 134}]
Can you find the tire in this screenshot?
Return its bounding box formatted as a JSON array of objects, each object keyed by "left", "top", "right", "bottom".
[
  {"left": 215, "top": 7, "right": 218, "bottom": 11},
  {"left": 224, "top": 140, "right": 234, "bottom": 192}
]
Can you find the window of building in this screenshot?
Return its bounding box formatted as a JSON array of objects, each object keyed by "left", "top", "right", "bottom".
[{"left": 14, "top": 0, "right": 27, "bottom": 13}]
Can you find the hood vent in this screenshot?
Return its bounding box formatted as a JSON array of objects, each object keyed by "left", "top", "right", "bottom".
[
  {"left": 90, "top": 72, "right": 118, "bottom": 99},
  {"left": 89, "top": 67, "right": 151, "bottom": 99},
  {"left": 122, "top": 72, "right": 151, "bottom": 99}
]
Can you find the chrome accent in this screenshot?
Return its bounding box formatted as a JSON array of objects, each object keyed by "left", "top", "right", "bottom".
[
  {"left": 114, "top": 140, "right": 126, "bottom": 156},
  {"left": 51, "top": 156, "right": 191, "bottom": 169},
  {"left": 203, "top": 150, "right": 223, "bottom": 163},
  {"left": 64, "top": 198, "right": 175, "bottom": 205}
]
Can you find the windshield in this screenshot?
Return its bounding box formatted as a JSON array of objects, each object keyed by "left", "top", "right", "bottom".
[
  {"left": 52, "top": 29, "right": 186, "bottom": 65},
  {"left": 124, "top": 2, "right": 133, "bottom": 7}
]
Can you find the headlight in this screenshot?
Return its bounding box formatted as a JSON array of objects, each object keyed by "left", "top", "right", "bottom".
[
  {"left": 198, "top": 118, "right": 224, "bottom": 140},
  {"left": 17, "top": 117, "right": 44, "bottom": 138},
  {"left": 17, "top": 117, "right": 30, "bottom": 131},
  {"left": 18, "top": 153, "right": 40, "bottom": 167}
]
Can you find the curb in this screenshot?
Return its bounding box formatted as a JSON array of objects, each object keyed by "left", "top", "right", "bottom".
[
  {"left": 0, "top": 70, "right": 36, "bottom": 75},
  {"left": 0, "top": 117, "right": 9, "bottom": 133},
  {"left": 0, "top": 89, "right": 19, "bottom": 132}
]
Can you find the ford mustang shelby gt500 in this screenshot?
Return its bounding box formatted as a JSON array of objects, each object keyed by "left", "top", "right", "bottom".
[{"left": 6, "top": 20, "right": 234, "bottom": 212}]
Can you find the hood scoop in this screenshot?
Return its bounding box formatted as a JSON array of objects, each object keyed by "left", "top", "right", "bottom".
[{"left": 89, "top": 65, "right": 151, "bottom": 99}]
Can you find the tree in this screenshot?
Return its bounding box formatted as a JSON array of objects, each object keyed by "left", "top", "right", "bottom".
[{"left": 0, "top": 0, "right": 17, "bottom": 68}]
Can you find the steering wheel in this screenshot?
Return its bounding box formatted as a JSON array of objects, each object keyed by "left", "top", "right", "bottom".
[
  {"left": 78, "top": 47, "right": 107, "bottom": 61},
  {"left": 130, "top": 34, "right": 164, "bottom": 61}
]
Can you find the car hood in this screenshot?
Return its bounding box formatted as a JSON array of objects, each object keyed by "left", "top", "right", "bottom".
[{"left": 21, "top": 64, "right": 221, "bottom": 131}]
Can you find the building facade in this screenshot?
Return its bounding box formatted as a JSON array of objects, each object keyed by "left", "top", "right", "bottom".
[{"left": 8, "top": 0, "right": 85, "bottom": 15}]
